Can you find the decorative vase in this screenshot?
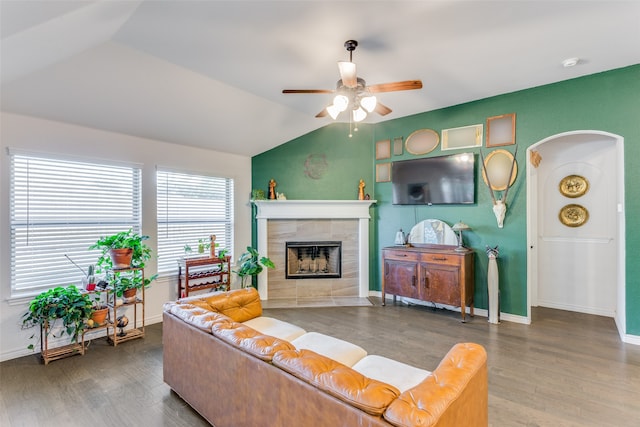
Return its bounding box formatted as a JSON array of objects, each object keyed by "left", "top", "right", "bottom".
[
  {"left": 109, "top": 248, "right": 133, "bottom": 269},
  {"left": 486, "top": 246, "right": 500, "bottom": 324}
]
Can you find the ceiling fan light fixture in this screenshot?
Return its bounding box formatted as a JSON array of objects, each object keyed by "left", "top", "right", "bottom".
[
  {"left": 360, "top": 95, "right": 377, "bottom": 113},
  {"left": 338, "top": 61, "right": 357, "bottom": 88},
  {"left": 352, "top": 106, "right": 367, "bottom": 122},
  {"left": 333, "top": 94, "right": 349, "bottom": 112},
  {"left": 326, "top": 104, "right": 340, "bottom": 120}
]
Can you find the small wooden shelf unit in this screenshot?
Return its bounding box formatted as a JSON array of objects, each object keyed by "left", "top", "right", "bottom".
[{"left": 178, "top": 256, "right": 231, "bottom": 297}]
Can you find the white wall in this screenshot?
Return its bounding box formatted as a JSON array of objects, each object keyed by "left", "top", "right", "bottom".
[{"left": 0, "top": 112, "right": 253, "bottom": 361}]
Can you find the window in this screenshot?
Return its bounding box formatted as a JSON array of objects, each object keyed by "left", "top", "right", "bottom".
[
  {"left": 156, "top": 170, "right": 234, "bottom": 275},
  {"left": 9, "top": 152, "right": 142, "bottom": 298}
]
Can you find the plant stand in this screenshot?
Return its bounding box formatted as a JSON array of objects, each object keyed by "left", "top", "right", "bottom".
[
  {"left": 106, "top": 267, "right": 145, "bottom": 346},
  {"left": 40, "top": 320, "right": 84, "bottom": 365}
]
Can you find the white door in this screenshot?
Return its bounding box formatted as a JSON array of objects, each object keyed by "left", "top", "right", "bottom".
[{"left": 528, "top": 132, "right": 623, "bottom": 321}]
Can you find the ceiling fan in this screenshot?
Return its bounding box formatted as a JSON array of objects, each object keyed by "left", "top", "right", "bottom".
[{"left": 283, "top": 40, "right": 423, "bottom": 125}]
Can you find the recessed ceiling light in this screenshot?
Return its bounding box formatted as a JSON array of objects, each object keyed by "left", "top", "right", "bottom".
[{"left": 562, "top": 57, "right": 579, "bottom": 68}]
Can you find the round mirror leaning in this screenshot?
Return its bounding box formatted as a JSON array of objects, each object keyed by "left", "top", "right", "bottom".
[{"left": 408, "top": 219, "right": 458, "bottom": 247}]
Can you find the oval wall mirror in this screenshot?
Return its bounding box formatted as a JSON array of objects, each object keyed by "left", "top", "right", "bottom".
[
  {"left": 405, "top": 129, "right": 440, "bottom": 155},
  {"left": 408, "top": 219, "right": 458, "bottom": 247},
  {"left": 482, "top": 149, "right": 517, "bottom": 191}
]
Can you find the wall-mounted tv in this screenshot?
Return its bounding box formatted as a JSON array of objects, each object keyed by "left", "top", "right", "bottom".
[{"left": 391, "top": 153, "right": 475, "bottom": 205}]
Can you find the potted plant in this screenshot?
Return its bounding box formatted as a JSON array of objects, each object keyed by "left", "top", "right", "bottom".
[
  {"left": 89, "top": 229, "right": 153, "bottom": 270},
  {"left": 86, "top": 291, "right": 109, "bottom": 328},
  {"left": 234, "top": 246, "right": 275, "bottom": 288},
  {"left": 90, "top": 229, "right": 157, "bottom": 302},
  {"left": 22, "top": 286, "right": 94, "bottom": 349},
  {"left": 107, "top": 267, "right": 157, "bottom": 301}
]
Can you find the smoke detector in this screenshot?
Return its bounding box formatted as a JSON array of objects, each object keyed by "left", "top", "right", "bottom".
[{"left": 562, "top": 57, "right": 579, "bottom": 68}]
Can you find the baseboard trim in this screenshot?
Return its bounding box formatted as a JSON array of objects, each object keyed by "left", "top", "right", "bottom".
[
  {"left": 2, "top": 314, "right": 165, "bottom": 362},
  {"left": 369, "top": 291, "right": 530, "bottom": 324}
]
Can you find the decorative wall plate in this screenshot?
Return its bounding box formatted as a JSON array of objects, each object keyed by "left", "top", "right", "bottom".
[
  {"left": 559, "top": 174, "right": 589, "bottom": 198},
  {"left": 559, "top": 204, "right": 589, "bottom": 227},
  {"left": 405, "top": 129, "right": 439, "bottom": 155}
]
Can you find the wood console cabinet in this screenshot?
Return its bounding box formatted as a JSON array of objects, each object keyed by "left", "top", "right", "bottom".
[{"left": 382, "top": 246, "right": 475, "bottom": 322}]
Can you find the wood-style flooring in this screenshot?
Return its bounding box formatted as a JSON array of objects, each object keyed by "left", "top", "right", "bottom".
[{"left": 1, "top": 299, "right": 639, "bottom": 426}]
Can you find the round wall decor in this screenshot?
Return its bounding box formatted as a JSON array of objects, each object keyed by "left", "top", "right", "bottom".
[
  {"left": 481, "top": 149, "right": 517, "bottom": 191},
  {"left": 559, "top": 174, "right": 589, "bottom": 198},
  {"left": 559, "top": 204, "right": 589, "bottom": 227},
  {"left": 405, "top": 129, "right": 440, "bottom": 155}
]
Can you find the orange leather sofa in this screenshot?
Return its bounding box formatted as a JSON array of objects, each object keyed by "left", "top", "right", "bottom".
[{"left": 163, "top": 288, "right": 488, "bottom": 427}]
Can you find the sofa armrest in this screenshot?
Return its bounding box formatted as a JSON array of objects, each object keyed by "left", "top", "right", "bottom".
[
  {"left": 178, "top": 287, "right": 263, "bottom": 322},
  {"left": 164, "top": 302, "right": 234, "bottom": 332},
  {"left": 383, "top": 343, "right": 488, "bottom": 427}
]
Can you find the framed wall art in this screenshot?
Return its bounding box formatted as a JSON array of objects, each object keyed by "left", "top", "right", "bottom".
[
  {"left": 376, "top": 162, "right": 391, "bottom": 182},
  {"left": 442, "top": 124, "right": 483, "bottom": 150},
  {"left": 486, "top": 113, "right": 516, "bottom": 147},
  {"left": 405, "top": 129, "right": 439, "bottom": 155},
  {"left": 481, "top": 149, "right": 517, "bottom": 191},
  {"left": 375, "top": 139, "right": 391, "bottom": 160},
  {"left": 393, "top": 136, "right": 403, "bottom": 156}
]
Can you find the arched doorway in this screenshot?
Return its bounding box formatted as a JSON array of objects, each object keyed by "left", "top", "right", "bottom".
[{"left": 526, "top": 131, "right": 626, "bottom": 338}]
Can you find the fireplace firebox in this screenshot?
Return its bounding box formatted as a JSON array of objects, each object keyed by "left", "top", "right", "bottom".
[{"left": 285, "top": 241, "right": 342, "bottom": 279}]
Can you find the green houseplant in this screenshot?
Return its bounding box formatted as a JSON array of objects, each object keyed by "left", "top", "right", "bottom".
[
  {"left": 234, "top": 246, "right": 275, "bottom": 288},
  {"left": 90, "top": 229, "right": 157, "bottom": 298},
  {"left": 89, "top": 228, "right": 153, "bottom": 270},
  {"left": 22, "top": 286, "right": 94, "bottom": 349}
]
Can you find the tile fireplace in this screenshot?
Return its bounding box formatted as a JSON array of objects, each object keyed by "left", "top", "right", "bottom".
[{"left": 253, "top": 200, "right": 376, "bottom": 300}]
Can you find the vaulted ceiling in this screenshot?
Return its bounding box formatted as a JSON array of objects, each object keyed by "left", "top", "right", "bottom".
[{"left": 2, "top": 1, "right": 639, "bottom": 156}]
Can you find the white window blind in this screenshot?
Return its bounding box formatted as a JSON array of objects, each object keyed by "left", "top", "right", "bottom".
[
  {"left": 9, "top": 153, "right": 142, "bottom": 297},
  {"left": 157, "top": 170, "right": 234, "bottom": 274}
]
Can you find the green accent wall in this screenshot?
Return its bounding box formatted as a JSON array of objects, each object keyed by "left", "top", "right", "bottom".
[{"left": 252, "top": 65, "right": 640, "bottom": 335}]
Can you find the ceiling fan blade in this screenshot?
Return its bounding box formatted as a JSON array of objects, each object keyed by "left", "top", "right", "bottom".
[
  {"left": 282, "top": 89, "right": 334, "bottom": 94},
  {"left": 374, "top": 102, "right": 392, "bottom": 116},
  {"left": 315, "top": 108, "right": 329, "bottom": 118},
  {"left": 338, "top": 61, "right": 357, "bottom": 88},
  {"left": 368, "top": 80, "right": 423, "bottom": 93}
]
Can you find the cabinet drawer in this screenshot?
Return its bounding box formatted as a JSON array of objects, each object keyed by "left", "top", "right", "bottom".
[
  {"left": 420, "top": 253, "right": 461, "bottom": 266},
  {"left": 383, "top": 249, "right": 420, "bottom": 262}
]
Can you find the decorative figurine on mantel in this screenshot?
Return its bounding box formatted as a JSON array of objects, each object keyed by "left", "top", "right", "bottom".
[
  {"left": 268, "top": 179, "right": 277, "bottom": 200},
  {"left": 358, "top": 179, "right": 365, "bottom": 200}
]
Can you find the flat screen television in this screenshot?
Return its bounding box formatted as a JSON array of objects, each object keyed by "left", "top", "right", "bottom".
[{"left": 391, "top": 153, "right": 475, "bottom": 205}]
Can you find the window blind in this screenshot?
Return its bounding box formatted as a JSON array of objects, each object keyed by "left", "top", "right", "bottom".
[
  {"left": 156, "top": 170, "right": 234, "bottom": 275},
  {"left": 9, "top": 153, "right": 142, "bottom": 297}
]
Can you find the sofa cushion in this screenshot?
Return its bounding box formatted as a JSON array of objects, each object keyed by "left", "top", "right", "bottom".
[
  {"left": 242, "top": 316, "right": 307, "bottom": 342},
  {"left": 352, "top": 355, "right": 431, "bottom": 393},
  {"left": 178, "top": 288, "right": 262, "bottom": 322},
  {"left": 273, "top": 349, "right": 400, "bottom": 416},
  {"left": 164, "top": 302, "right": 234, "bottom": 332},
  {"left": 291, "top": 332, "right": 367, "bottom": 367},
  {"left": 211, "top": 321, "right": 295, "bottom": 361}
]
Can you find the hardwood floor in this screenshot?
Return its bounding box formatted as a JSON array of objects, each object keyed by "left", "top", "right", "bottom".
[{"left": 1, "top": 300, "right": 639, "bottom": 426}]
